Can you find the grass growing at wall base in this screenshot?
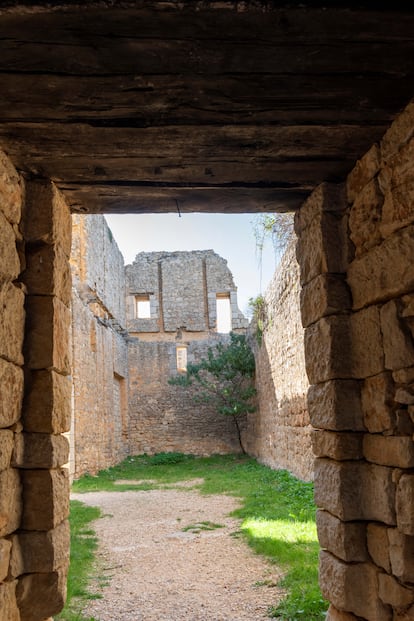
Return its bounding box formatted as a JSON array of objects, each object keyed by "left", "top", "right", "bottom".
[
  {"left": 72, "top": 453, "right": 328, "bottom": 620},
  {"left": 55, "top": 500, "right": 101, "bottom": 621}
]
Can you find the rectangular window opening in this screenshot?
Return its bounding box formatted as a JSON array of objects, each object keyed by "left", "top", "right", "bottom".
[
  {"left": 216, "top": 293, "right": 231, "bottom": 334},
  {"left": 135, "top": 295, "right": 151, "bottom": 319},
  {"left": 176, "top": 346, "right": 188, "bottom": 372}
]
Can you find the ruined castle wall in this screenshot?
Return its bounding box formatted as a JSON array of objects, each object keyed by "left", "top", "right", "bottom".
[
  {"left": 298, "top": 101, "right": 414, "bottom": 621},
  {"left": 0, "top": 152, "right": 71, "bottom": 621},
  {"left": 70, "top": 215, "right": 129, "bottom": 477},
  {"left": 246, "top": 238, "right": 312, "bottom": 481},
  {"left": 128, "top": 336, "right": 245, "bottom": 456}
]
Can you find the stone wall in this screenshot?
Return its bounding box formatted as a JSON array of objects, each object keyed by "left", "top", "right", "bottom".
[
  {"left": 297, "top": 101, "right": 414, "bottom": 620},
  {"left": 246, "top": 238, "right": 312, "bottom": 481},
  {"left": 0, "top": 149, "right": 71, "bottom": 621},
  {"left": 70, "top": 215, "right": 129, "bottom": 477},
  {"left": 126, "top": 250, "right": 249, "bottom": 456}
]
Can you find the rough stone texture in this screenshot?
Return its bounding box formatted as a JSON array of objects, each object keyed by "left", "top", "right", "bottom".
[
  {"left": 0, "top": 149, "right": 23, "bottom": 225},
  {"left": 0, "top": 430, "right": 14, "bottom": 472},
  {"left": 380, "top": 137, "right": 414, "bottom": 238},
  {"left": 378, "top": 573, "right": 414, "bottom": 609},
  {"left": 10, "top": 521, "right": 69, "bottom": 576},
  {"left": 300, "top": 273, "right": 351, "bottom": 328},
  {"left": 396, "top": 475, "right": 414, "bottom": 536},
  {"left": 361, "top": 372, "right": 396, "bottom": 433},
  {"left": 311, "top": 430, "right": 363, "bottom": 461},
  {"left": 0, "top": 468, "right": 22, "bottom": 537},
  {"left": 70, "top": 215, "right": 129, "bottom": 477},
  {"left": 367, "top": 522, "right": 391, "bottom": 573},
  {"left": 246, "top": 239, "right": 312, "bottom": 481},
  {"left": 0, "top": 363, "right": 23, "bottom": 428},
  {"left": 346, "top": 143, "right": 381, "bottom": 204},
  {"left": 348, "top": 178, "right": 384, "bottom": 256},
  {"left": 319, "top": 551, "right": 392, "bottom": 621},
  {"left": 21, "top": 469, "right": 69, "bottom": 531},
  {"left": 16, "top": 568, "right": 67, "bottom": 621},
  {"left": 23, "top": 370, "right": 71, "bottom": 434},
  {"left": 388, "top": 528, "right": 414, "bottom": 584},
  {"left": 0, "top": 210, "right": 21, "bottom": 282},
  {"left": 12, "top": 433, "right": 69, "bottom": 470},
  {"left": 24, "top": 296, "right": 71, "bottom": 374},
  {"left": 325, "top": 605, "right": 360, "bottom": 621},
  {"left": 23, "top": 244, "right": 72, "bottom": 305},
  {"left": 304, "top": 316, "right": 352, "bottom": 384},
  {"left": 307, "top": 380, "right": 364, "bottom": 431},
  {"left": 0, "top": 281, "right": 25, "bottom": 366},
  {"left": 0, "top": 580, "right": 20, "bottom": 621},
  {"left": 363, "top": 435, "right": 414, "bottom": 469},
  {"left": 316, "top": 510, "right": 367, "bottom": 562},
  {"left": 381, "top": 300, "right": 414, "bottom": 371},
  {"left": 347, "top": 225, "right": 414, "bottom": 310},
  {"left": 350, "top": 306, "right": 385, "bottom": 378},
  {"left": 0, "top": 538, "right": 12, "bottom": 582}
]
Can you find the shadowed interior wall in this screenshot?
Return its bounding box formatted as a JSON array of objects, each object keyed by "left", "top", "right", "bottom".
[{"left": 246, "top": 238, "right": 312, "bottom": 481}]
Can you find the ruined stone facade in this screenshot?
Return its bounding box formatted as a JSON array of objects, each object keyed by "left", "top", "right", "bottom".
[
  {"left": 126, "top": 250, "right": 249, "bottom": 456},
  {"left": 246, "top": 238, "right": 312, "bottom": 481}
]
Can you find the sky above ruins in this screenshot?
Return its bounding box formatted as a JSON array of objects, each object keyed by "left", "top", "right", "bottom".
[{"left": 105, "top": 213, "right": 278, "bottom": 316}]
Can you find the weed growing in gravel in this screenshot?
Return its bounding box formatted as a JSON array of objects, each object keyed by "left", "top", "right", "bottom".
[
  {"left": 55, "top": 500, "right": 101, "bottom": 621},
  {"left": 181, "top": 520, "right": 224, "bottom": 533},
  {"left": 71, "top": 454, "right": 328, "bottom": 620}
]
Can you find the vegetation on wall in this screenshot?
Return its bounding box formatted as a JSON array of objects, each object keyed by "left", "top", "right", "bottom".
[
  {"left": 248, "top": 294, "right": 267, "bottom": 345},
  {"left": 168, "top": 333, "right": 256, "bottom": 453}
]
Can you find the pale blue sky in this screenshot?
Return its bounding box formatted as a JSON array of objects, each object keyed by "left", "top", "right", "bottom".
[{"left": 104, "top": 213, "right": 278, "bottom": 316}]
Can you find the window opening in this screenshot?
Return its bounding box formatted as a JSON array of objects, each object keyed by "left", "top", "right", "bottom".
[
  {"left": 216, "top": 293, "right": 231, "bottom": 333},
  {"left": 176, "top": 346, "right": 188, "bottom": 372},
  {"left": 135, "top": 295, "right": 151, "bottom": 318}
]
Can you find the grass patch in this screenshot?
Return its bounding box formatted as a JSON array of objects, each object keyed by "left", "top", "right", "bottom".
[
  {"left": 181, "top": 520, "right": 224, "bottom": 533},
  {"left": 72, "top": 453, "right": 328, "bottom": 619},
  {"left": 55, "top": 500, "right": 101, "bottom": 621}
]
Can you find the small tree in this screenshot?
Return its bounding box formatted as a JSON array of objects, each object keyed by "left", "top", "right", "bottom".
[{"left": 168, "top": 333, "right": 256, "bottom": 454}]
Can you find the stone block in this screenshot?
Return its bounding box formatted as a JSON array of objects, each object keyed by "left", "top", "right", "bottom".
[
  {"left": 395, "top": 388, "right": 414, "bottom": 405},
  {"left": 0, "top": 149, "right": 23, "bottom": 225},
  {"left": 24, "top": 179, "right": 72, "bottom": 257},
  {"left": 378, "top": 573, "right": 414, "bottom": 608},
  {"left": 346, "top": 143, "right": 381, "bottom": 204},
  {"left": 21, "top": 468, "right": 69, "bottom": 531},
  {"left": 0, "top": 537, "right": 12, "bottom": 581},
  {"left": 13, "top": 433, "right": 69, "bottom": 469},
  {"left": 381, "top": 300, "right": 414, "bottom": 371},
  {"left": 393, "top": 604, "right": 414, "bottom": 621},
  {"left": 300, "top": 274, "right": 351, "bottom": 328},
  {"left": 0, "top": 430, "right": 14, "bottom": 471},
  {"left": 23, "top": 244, "right": 72, "bottom": 305},
  {"left": 0, "top": 211, "right": 21, "bottom": 282},
  {"left": 396, "top": 474, "right": 414, "bottom": 536},
  {"left": 380, "top": 140, "right": 414, "bottom": 239},
  {"left": 311, "top": 430, "right": 363, "bottom": 461},
  {"left": 388, "top": 528, "right": 414, "bottom": 583},
  {"left": 350, "top": 306, "right": 384, "bottom": 378},
  {"left": 23, "top": 370, "right": 71, "bottom": 433},
  {"left": 307, "top": 380, "right": 364, "bottom": 431},
  {"left": 294, "top": 182, "right": 347, "bottom": 234},
  {"left": 319, "top": 551, "right": 392, "bottom": 621},
  {"left": 314, "top": 458, "right": 362, "bottom": 520},
  {"left": 349, "top": 178, "right": 384, "bottom": 256},
  {"left": 393, "top": 367, "right": 414, "bottom": 385},
  {"left": 16, "top": 567, "right": 67, "bottom": 621},
  {"left": 314, "top": 459, "right": 396, "bottom": 524},
  {"left": 367, "top": 522, "right": 391, "bottom": 573},
  {"left": 0, "top": 359, "right": 23, "bottom": 430},
  {"left": 11, "top": 520, "right": 69, "bottom": 575},
  {"left": 363, "top": 435, "right": 414, "bottom": 469},
  {"left": 360, "top": 463, "right": 396, "bottom": 525},
  {"left": 0, "top": 281, "right": 25, "bottom": 366},
  {"left": 296, "top": 210, "right": 349, "bottom": 286},
  {"left": 361, "top": 372, "right": 396, "bottom": 433},
  {"left": 0, "top": 468, "right": 21, "bottom": 537},
  {"left": 316, "top": 510, "right": 367, "bottom": 562},
  {"left": 381, "top": 101, "right": 414, "bottom": 163},
  {"left": 304, "top": 316, "right": 353, "bottom": 384},
  {"left": 325, "top": 605, "right": 359, "bottom": 621},
  {"left": 24, "top": 296, "right": 71, "bottom": 374},
  {"left": 395, "top": 409, "right": 414, "bottom": 435},
  {"left": 0, "top": 580, "right": 20, "bottom": 621},
  {"left": 347, "top": 225, "right": 414, "bottom": 310}
]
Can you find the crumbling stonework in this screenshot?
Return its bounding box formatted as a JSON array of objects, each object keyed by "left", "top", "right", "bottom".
[
  {"left": 0, "top": 150, "right": 71, "bottom": 621},
  {"left": 299, "top": 101, "right": 414, "bottom": 620},
  {"left": 70, "top": 215, "right": 129, "bottom": 477},
  {"left": 126, "top": 250, "right": 249, "bottom": 455},
  {"left": 246, "top": 238, "right": 312, "bottom": 481}
]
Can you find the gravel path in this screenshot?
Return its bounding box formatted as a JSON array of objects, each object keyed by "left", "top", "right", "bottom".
[{"left": 72, "top": 483, "right": 283, "bottom": 621}]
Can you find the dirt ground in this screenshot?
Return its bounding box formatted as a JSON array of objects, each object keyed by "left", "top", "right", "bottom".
[{"left": 72, "top": 482, "right": 284, "bottom": 621}]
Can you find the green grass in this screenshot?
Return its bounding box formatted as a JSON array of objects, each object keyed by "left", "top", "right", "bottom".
[
  {"left": 71, "top": 453, "right": 328, "bottom": 620},
  {"left": 55, "top": 500, "right": 101, "bottom": 621}
]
